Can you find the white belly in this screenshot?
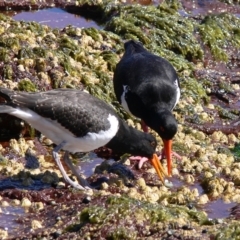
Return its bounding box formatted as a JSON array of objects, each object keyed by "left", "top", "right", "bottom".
[{"left": 9, "top": 107, "right": 119, "bottom": 153}]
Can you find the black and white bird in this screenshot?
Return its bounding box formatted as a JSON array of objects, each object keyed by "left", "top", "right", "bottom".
[
  {"left": 113, "top": 40, "right": 181, "bottom": 176},
  {"left": 0, "top": 88, "right": 166, "bottom": 190}
]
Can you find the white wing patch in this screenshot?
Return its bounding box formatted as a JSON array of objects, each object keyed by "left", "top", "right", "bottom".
[
  {"left": 120, "top": 85, "right": 132, "bottom": 114},
  {"left": 172, "top": 79, "right": 180, "bottom": 110}
]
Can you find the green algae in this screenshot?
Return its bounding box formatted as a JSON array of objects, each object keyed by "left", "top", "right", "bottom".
[
  {"left": 0, "top": 154, "right": 8, "bottom": 166},
  {"left": 100, "top": 51, "right": 118, "bottom": 71},
  {"left": 217, "top": 106, "right": 239, "bottom": 120},
  {"left": 0, "top": 36, "right": 20, "bottom": 53},
  {"left": 73, "top": 195, "right": 208, "bottom": 238},
  {"left": 106, "top": 227, "right": 137, "bottom": 240},
  {"left": 231, "top": 143, "right": 240, "bottom": 161},
  {"left": 3, "top": 65, "right": 13, "bottom": 80},
  {"left": 0, "top": 47, "right": 10, "bottom": 62},
  {"left": 180, "top": 77, "right": 209, "bottom": 104},
  {"left": 11, "top": 169, "right": 59, "bottom": 186},
  {"left": 18, "top": 47, "right": 35, "bottom": 59},
  {"left": 220, "top": 0, "right": 240, "bottom": 3},
  {"left": 84, "top": 27, "right": 102, "bottom": 41},
  {"left": 105, "top": 4, "right": 203, "bottom": 63},
  {"left": 59, "top": 36, "right": 78, "bottom": 51},
  {"left": 173, "top": 141, "right": 190, "bottom": 155},
  {"left": 215, "top": 222, "right": 240, "bottom": 240},
  {"left": 199, "top": 13, "right": 240, "bottom": 61},
  {"left": 112, "top": 196, "right": 204, "bottom": 224},
  {"left": 18, "top": 79, "right": 37, "bottom": 92}
]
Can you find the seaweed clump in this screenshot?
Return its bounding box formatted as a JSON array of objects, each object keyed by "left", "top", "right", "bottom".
[
  {"left": 199, "top": 13, "right": 240, "bottom": 61},
  {"left": 73, "top": 195, "right": 208, "bottom": 239},
  {"left": 215, "top": 222, "right": 240, "bottom": 239},
  {"left": 105, "top": 3, "right": 203, "bottom": 69}
]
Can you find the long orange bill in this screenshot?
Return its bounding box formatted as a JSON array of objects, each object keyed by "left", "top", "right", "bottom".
[
  {"left": 163, "top": 139, "right": 172, "bottom": 176},
  {"left": 149, "top": 153, "right": 167, "bottom": 184}
]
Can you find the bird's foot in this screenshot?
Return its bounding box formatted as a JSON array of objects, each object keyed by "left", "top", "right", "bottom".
[
  {"left": 160, "top": 149, "right": 182, "bottom": 161},
  {"left": 52, "top": 142, "right": 91, "bottom": 191},
  {"left": 129, "top": 150, "right": 182, "bottom": 170},
  {"left": 129, "top": 155, "right": 167, "bottom": 184},
  {"left": 129, "top": 156, "right": 149, "bottom": 169},
  {"left": 63, "top": 152, "right": 92, "bottom": 190},
  {"left": 141, "top": 119, "right": 149, "bottom": 133}
]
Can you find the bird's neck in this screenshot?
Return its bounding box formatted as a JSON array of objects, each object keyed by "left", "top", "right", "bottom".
[
  {"left": 105, "top": 120, "right": 144, "bottom": 152},
  {"left": 143, "top": 108, "right": 171, "bottom": 126}
]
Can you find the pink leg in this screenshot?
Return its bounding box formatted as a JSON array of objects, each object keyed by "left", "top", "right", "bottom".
[
  {"left": 141, "top": 119, "right": 149, "bottom": 133},
  {"left": 129, "top": 156, "right": 148, "bottom": 169},
  {"left": 160, "top": 148, "right": 182, "bottom": 160},
  {"left": 129, "top": 149, "right": 182, "bottom": 170}
]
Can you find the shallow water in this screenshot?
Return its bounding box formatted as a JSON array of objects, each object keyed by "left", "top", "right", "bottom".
[
  {"left": 205, "top": 199, "right": 236, "bottom": 219},
  {"left": 76, "top": 152, "right": 104, "bottom": 178},
  {"left": 0, "top": 206, "right": 25, "bottom": 237},
  {"left": 12, "top": 7, "right": 101, "bottom": 29}
]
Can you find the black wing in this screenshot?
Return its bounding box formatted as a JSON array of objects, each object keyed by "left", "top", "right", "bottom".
[{"left": 0, "top": 88, "right": 116, "bottom": 137}]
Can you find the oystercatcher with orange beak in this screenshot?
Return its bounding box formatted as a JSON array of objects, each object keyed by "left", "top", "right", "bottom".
[
  {"left": 114, "top": 40, "right": 181, "bottom": 176},
  {"left": 0, "top": 88, "right": 167, "bottom": 189}
]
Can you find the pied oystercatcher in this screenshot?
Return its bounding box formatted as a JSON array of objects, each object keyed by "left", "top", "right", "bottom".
[
  {"left": 0, "top": 88, "right": 166, "bottom": 190},
  {"left": 113, "top": 40, "right": 181, "bottom": 176}
]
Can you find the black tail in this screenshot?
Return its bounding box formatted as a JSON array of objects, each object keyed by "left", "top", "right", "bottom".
[{"left": 124, "top": 40, "right": 147, "bottom": 56}]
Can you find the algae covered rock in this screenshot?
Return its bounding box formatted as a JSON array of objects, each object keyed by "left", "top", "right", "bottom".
[{"left": 75, "top": 195, "right": 208, "bottom": 239}]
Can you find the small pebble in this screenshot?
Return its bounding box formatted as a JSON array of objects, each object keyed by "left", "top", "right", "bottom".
[
  {"left": 216, "top": 218, "right": 224, "bottom": 224},
  {"left": 25, "top": 148, "right": 40, "bottom": 169},
  {"left": 164, "top": 179, "right": 173, "bottom": 188},
  {"left": 82, "top": 196, "right": 92, "bottom": 204},
  {"left": 187, "top": 203, "right": 194, "bottom": 209},
  {"left": 182, "top": 225, "right": 193, "bottom": 230},
  {"left": 0, "top": 229, "right": 8, "bottom": 239},
  {"left": 31, "top": 220, "right": 42, "bottom": 229},
  {"left": 11, "top": 199, "right": 21, "bottom": 206},
  {"left": 100, "top": 182, "right": 109, "bottom": 190},
  {"left": 198, "top": 194, "right": 209, "bottom": 204},
  {"left": 51, "top": 230, "right": 62, "bottom": 239},
  {"left": 21, "top": 198, "right": 32, "bottom": 207},
  {"left": 1, "top": 201, "right": 9, "bottom": 207},
  {"left": 33, "top": 202, "right": 44, "bottom": 210},
  {"left": 50, "top": 201, "right": 57, "bottom": 205},
  {"left": 56, "top": 182, "right": 65, "bottom": 189},
  {"left": 136, "top": 178, "right": 146, "bottom": 188}
]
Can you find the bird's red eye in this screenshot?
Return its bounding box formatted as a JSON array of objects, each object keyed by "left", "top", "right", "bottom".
[
  {"left": 160, "top": 126, "right": 165, "bottom": 132},
  {"left": 151, "top": 141, "right": 156, "bottom": 147}
]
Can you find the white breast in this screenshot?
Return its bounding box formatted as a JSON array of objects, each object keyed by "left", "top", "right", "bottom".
[
  {"left": 172, "top": 79, "right": 180, "bottom": 110},
  {"left": 120, "top": 85, "right": 132, "bottom": 114}
]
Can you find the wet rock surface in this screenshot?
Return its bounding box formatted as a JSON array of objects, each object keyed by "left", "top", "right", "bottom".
[{"left": 0, "top": 0, "right": 240, "bottom": 239}]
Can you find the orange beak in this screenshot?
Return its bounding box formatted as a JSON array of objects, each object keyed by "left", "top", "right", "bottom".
[
  {"left": 163, "top": 139, "right": 172, "bottom": 176},
  {"left": 149, "top": 153, "right": 167, "bottom": 184}
]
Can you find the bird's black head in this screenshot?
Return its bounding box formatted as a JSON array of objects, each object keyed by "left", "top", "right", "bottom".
[
  {"left": 131, "top": 131, "right": 157, "bottom": 158},
  {"left": 145, "top": 109, "right": 178, "bottom": 141},
  {"left": 106, "top": 122, "right": 157, "bottom": 158}
]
